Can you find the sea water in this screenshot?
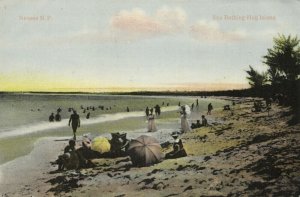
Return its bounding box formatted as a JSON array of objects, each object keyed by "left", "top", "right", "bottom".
[{"left": 0, "top": 93, "right": 229, "bottom": 164}]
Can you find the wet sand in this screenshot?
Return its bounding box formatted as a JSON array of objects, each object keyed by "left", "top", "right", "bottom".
[{"left": 1, "top": 99, "right": 299, "bottom": 196}]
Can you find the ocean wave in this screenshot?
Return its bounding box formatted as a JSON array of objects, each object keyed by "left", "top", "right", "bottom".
[{"left": 0, "top": 106, "right": 180, "bottom": 139}]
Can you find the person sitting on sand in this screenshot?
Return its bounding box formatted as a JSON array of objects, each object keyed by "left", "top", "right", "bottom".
[
  {"left": 165, "top": 132, "right": 187, "bottom": 159},
  {"left": 49, "top": 113, "right": 55, "bottom": 122},
  {"left": 68, "top": 110, "right": 80, "bottom": 140},
  {"left": 191, "top": 120, "right": 201, "bottom": 129},
  {"left": 55, "top": 139, "right": 95, "bottom": 170},
  {"left": 120, "top": 133, "right": 130, "bottom": 152},
  {"left": 201, "top": 115, "right": 208, "bottom": 126},
  {"left": 252, "top": 101, "right": 263, "bottom": 112},
  {"left": 64, "top": 139, "right": 76, "bottom": 153},
  {"left": 223, "top": 105, "right": 231, "bottom": 111},
  {"left": 55, "top": 139, "right": 77, "bottom": 171},
  {"left": 266, "top": 97, "right": 272, "bottom": 107},
  {"left": 55, "top": 112, "right": 61, "bottom": 122},
  {"left": 110, "top": 133, "right": 124, "bottom": 157}
]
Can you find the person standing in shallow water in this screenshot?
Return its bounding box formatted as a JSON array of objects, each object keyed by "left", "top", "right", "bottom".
[
  {"left": 207, "top": 103, "right": 213, "bottom": 115},
  {"left": 145, "top": 107, "right": 149, "bottom": 117},
  {"left": 69, "top": 110, "right": 80, "bottom": 140},
  {"left": 49, "top": 113, "right": 55, "bottom": 122}
]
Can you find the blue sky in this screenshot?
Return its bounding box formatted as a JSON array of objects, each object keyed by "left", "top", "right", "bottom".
[{"left": 0, "top": 0, "right": 299, "bottom": 91}]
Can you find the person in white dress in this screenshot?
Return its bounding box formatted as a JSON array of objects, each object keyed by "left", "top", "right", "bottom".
[
  {"left": 180, "top": 106, "right": 191, "bottom": 133},
  {"left": 147, "top": 112, "right": 157, "bottom": 132}
]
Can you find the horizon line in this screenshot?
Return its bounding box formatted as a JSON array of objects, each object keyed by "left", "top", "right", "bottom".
[{"left": 0, "top": 88, "right": 250, "bottom": 95}]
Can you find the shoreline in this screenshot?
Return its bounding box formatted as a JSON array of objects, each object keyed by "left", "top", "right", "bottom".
[
  {"left": 0, "top": 98, "right": 227, "bottom": 165},
  {"left": 0, "top": 127, "right": 182, "bottom": 196},
  {"left": 0, "top": 105, "right": 180, "bottom": 139},
  {"left": 2, "top": 98, "right": 297, "bottom": 196}
]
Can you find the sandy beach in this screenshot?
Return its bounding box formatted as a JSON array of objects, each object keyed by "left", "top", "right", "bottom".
[{"left": 1, "top": 99, "right": 299, "bottom": 196}]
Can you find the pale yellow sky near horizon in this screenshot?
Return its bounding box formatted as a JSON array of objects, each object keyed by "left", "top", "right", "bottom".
[{"left": 0, "top": 0, "right": 299, "bottom": 92}]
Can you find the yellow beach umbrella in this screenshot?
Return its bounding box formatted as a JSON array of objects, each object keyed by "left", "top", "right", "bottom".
[{"left": 91, "top": 136, "right": 111, "bottom": 153}]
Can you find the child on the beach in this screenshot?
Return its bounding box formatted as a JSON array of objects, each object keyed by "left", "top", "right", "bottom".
[{"left": 55, "top": 139, "right": 78, "bottom": 171}]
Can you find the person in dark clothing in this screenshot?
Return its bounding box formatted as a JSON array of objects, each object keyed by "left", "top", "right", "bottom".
[
  {"left": 120, "top": 133, "right": 130, "bottom": 152},
  {"left": 150, "top": 108, "right": 154, "bottom": 114},
  {"left": 191, "top": 120, "right": 201, "bottom": 129},
  {"left": 55, "top": 139, "right": 95, "bottom": 170},
  {"left": 158, "top": 106, "right": 161, "bottom": 116},
  {"left": 110, "top": 133, "right": 124, "bottom": 157},
  {"left": 266, "top": 97, "right": 272, "bottom": 107},
  {"left": 57, "top": 107, "right": 62, "bottom": 113},
  {"left": 126, "top": 107, "right": 130, "bottom": 112},
  {"left": 86, "top": 112, "right": 90, "bottom": 119},
  {"left": 223, "top": 105, "right": 231, "bottom": 111},
  {"left": 69, "top": 110, "right": 80, "bottom": 140},
  {"left": 64, "top": 139, "right": 76, "bottom": 153},
  {"left": 196, "top": 99, "right": 199, "bottom": 106},
  {"left": 145, "top": 107, "right": 149, "bottom": 117},
  {"left": 201, "top": 115, "right": 208, "bottom": 126},
  {"left": 49, "top": 113, "right": 55, "bottom": 122},
  {"left": 207, "top": 103, "right": 213, "bottom": 115},
  {"left": 55, "top": 112, "right": 61, "bottom": 121},
  {"left": 56, "top": 139, "right": 76, "bottom": 171},
  {"left": 155, "top": 105, "right": 161, "bottom": 116},
  {"left": 165, "top": 132, "right": 187, "bottom": 159}
]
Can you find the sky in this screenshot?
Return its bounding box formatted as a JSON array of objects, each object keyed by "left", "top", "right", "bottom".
[{"left": 0, "top": 0, "right": 299, "bottom": 92}]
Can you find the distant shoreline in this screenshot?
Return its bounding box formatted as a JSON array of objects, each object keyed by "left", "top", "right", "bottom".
[{"left": 0, "top": 88, "right": 255, "bottom": 97}]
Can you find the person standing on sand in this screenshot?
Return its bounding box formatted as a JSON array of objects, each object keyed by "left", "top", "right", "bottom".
[
  {"left": 147, "top": 112, "right": 157, "bottom": 132},
  {"left": 69, "top": 110, "right": 80, "bottom": 140},
  {"left": 180, "top": 106, "right": 191, "bottom": 133}
]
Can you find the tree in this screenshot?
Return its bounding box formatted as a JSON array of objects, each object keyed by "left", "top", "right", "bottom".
[
  {"left": 246, "top": 65, "right": 267, "bottom": 89},
  {"left": 263, "top": 34, "right": 300, "bottom": 124},
  {"left": 263, "top": 34, "right": 300, "bottom": 83}
]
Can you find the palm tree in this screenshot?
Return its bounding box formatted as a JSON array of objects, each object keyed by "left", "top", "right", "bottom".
[
  {"left": 263, "top": 34, "right": 300, "bottom": 123},
  {"left": 246, "top": 65, "right": 267, "bottom": 89},
  {"left": 263, "top": 34, "right": 300, "bottom": 82}
]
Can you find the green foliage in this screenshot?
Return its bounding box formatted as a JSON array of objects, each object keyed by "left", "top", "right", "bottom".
[
  {"left": 263, "top": 34, "right": 300, "bottom": 83},
  {"left": 246, "top": 65, "right": 267, "bottom": 88}
]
